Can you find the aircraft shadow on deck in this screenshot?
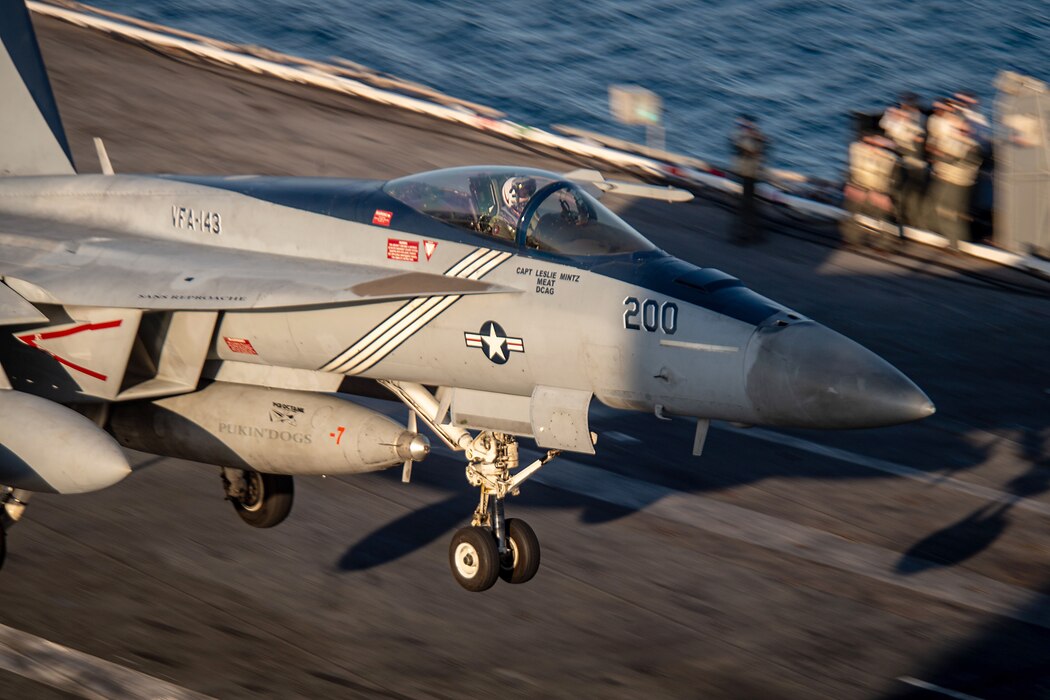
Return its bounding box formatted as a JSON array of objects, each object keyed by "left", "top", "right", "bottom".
[
  {"left": 334, "top": 193, "right": 1050, "bottom": 696},
  {"left": 338, "top": 403, "right": 1046, "bottom": 578},
  {"left": 896, "top": 442, "right": 1050, "bottom": 575}
]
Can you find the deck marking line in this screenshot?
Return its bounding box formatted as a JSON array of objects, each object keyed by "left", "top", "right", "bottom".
[
  {"left": 897, "top": 676, "right": 983, "bottom": 700},
  {"left": 0, "top": 621, "right": 214, "bottom": 700}
]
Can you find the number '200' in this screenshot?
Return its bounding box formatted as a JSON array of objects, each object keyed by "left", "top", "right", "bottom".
[{"left": 623, "top": 297, "right": 677, "bottom": 334}]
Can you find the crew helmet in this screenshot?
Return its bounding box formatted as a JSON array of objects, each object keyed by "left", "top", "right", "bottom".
[{"left": 502, "top": 176, "right": 537, "bottom": 210}]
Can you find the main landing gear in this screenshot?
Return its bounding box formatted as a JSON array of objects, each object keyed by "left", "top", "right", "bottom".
[
  {"left": 448, "top": 431, "right": 556, "bottom": 592},
  {"left": 221, "top": 468, "right": 294, "bottom": 528}
]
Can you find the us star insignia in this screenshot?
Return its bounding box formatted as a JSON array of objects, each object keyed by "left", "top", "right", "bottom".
[{"left": 464, "top": 321, "right": 524, "bottom": 365}]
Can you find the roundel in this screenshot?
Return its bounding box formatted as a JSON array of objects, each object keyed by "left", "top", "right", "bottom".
[{"left": 463, "top": 321, "right": 525, "bottom": 365}]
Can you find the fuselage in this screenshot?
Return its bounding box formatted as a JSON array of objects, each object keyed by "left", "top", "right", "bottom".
[{"left": 0, "top": 170, "right": 933, "bottom": 429}]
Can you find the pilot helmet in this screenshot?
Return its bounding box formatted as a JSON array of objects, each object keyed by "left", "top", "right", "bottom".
[{"left": 502, "top": 176, "right": 537, "bottom": 210}]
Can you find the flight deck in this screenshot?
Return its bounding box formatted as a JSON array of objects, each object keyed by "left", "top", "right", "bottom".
[{"left": 0, "top": 12, "right": 1047, "bottom": 700}]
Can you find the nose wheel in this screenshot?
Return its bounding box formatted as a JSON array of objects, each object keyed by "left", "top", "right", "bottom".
[
  {"left": 449, "top": 526, "right": 500, "bottom": 592},
  {"left": 448, "top": 432, "right": 553, "bottom": 592},
  {"left": 499, "top": 518, "right": 540, "bottom": 584}
]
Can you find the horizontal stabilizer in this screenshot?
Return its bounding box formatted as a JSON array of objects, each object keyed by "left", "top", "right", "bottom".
[{"left": 0, "top": 280, "right": 46, "bottom": 325}]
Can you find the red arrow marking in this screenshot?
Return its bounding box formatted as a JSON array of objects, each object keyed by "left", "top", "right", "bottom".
[{"left": 17, "top": 320, "right": 123, "bottom": 381}]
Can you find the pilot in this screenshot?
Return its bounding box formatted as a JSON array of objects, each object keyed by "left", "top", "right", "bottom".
[
  {"left": 482, "top": 176, "right": 536, "bottom": 242},
  {"left": 502, "top": 176, "right": 537, "bottom": 221}
]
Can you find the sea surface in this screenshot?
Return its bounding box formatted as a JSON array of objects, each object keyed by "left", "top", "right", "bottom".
[{"left": 85, "top": 0, "right": 1049, "bottom": 179}]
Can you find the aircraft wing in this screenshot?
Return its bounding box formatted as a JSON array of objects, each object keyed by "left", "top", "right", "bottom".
[{"left": 0, "top": 213, "right": 517, "bottom": 312}]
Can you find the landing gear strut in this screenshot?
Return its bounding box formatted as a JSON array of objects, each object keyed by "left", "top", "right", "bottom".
[
  {"left": 222, "top": 468, "right": 294, "bottom": 528},
  {"left": 448, "top": 431, "right": 556, "bottom": 592}
]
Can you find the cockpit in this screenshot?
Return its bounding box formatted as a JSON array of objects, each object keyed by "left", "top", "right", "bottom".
[{"left": 383, "top": 166, "right": 657, "bottom": 256}]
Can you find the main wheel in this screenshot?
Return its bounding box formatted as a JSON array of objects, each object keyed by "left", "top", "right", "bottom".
[
  {"left": 231, "top": 472, "right": 294, "bottom": 528},
  {"left": 449, "top": 526, "right": 499, "bottom": 592},
  {"left": 499, "top": 518, "right": 540, "bottom": 584}
]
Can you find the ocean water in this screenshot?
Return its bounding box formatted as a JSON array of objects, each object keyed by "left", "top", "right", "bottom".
[{"left": 85, "top": 0, "right": 1049, "bottom": 179}]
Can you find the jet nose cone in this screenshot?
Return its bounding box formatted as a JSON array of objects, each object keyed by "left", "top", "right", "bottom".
[{"left": 745, "top": 321, "right": 934, "bottom": 429}]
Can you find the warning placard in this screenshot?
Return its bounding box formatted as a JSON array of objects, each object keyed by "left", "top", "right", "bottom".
[
  {"left": 386, "top": 238, "right": 419, "bottom": 262},
  {"left": 224, "top": 337, "right": 258, "bottom": 355}
]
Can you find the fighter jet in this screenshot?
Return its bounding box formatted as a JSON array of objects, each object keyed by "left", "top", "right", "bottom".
[{"left": 0, "top": 0, "right": 933, "bottom": 591}]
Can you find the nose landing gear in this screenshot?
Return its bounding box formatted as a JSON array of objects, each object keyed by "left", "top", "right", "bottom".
[
  {"left": 447, "top": 431, "right": 556, "bottom": 592},
  {"left": 377, "top": 381, "right": 564, "bottom": 593}
]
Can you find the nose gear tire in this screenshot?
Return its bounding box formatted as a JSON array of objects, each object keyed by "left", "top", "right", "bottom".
[
  {"left": 499, "top": 518, "right": 540, "bottom": 584},
  {"left": 449, "top": 526, "right": 500, "bottom": 592}
]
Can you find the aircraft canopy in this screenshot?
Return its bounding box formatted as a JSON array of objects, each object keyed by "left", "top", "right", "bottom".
[{"left": 384, "top": 166, "right": 657, "bottom": 256}]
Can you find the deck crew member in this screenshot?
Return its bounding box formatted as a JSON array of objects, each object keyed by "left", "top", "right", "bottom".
[
  {"left": 880, "top": 93, "right": 926, "bottom": 229},
  {"left": 953, "top": 90, "right": 994, "bottom": 242},
  {"left": 842, "top": 134, "right": 902, "bottom": 249},
  {"left": 928, "top": 115, "right": 983, "bottom": 250},
  {"left": 923, "top": 99, "right": 957, "bottom": 230},
  {"left": 729, "top": 114, "right": 768, "bottom": 244},
  {"left": 954, "top": 90, "right": 991, "bottom": 147}
]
